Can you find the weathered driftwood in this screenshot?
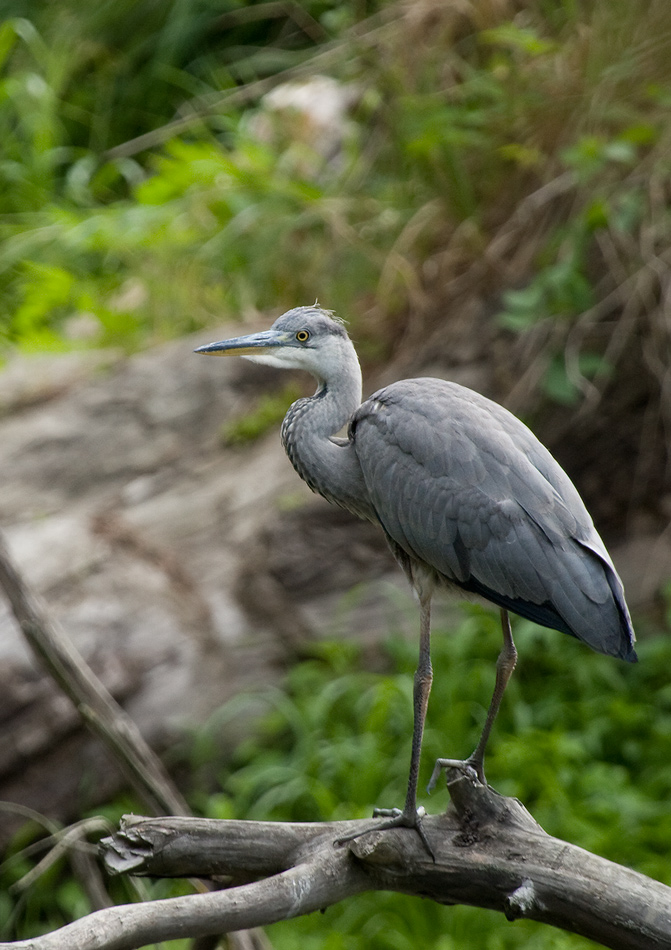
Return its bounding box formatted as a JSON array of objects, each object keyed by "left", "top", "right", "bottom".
[{"left": 1, "top": 773, "right": 670, "bottom": 950}]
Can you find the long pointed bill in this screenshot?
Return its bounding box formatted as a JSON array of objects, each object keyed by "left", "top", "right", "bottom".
[{"left": 194, "top": 328, "right": 288, "bottom": 357}]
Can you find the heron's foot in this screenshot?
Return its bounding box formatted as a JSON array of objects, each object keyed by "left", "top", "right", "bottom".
[
  {"left": 427, "top": 754, "right": 486, "bottom": 792},
  {"left": 336, "top": 805, "right": 435, "bottom": 860}
]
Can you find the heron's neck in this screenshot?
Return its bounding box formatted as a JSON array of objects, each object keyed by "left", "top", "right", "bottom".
[{"left": 281, "top": 361, "right": 373, "bottom": 521}]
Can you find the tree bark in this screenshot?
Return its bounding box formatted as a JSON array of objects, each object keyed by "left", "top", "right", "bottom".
[{"left": 2, "top": 773, "right": 669, "bottom": 950}]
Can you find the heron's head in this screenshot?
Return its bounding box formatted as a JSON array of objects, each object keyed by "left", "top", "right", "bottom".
[{"left": 195, "top": 306, "right": 356, "bottom": 381}]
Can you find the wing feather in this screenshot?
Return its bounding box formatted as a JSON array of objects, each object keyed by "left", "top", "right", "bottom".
[{"left": 351, "top": 378, "right": 636, "bottom": 661}]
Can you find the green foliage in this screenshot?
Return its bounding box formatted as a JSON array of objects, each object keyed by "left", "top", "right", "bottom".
[
  {"left": 0, "top": 1, "right": 380, "bottom": 348},
  {"left": 3, "top": 605, "right": 669, "bottom": 946},
  {"left": 178, "top": 601, "right": 671, "bottom": 950},
  {"left": 0, "top": 830, "right": 93, "bottom": 937},
  {"left": 497, "top": 123, "right": 651, "bottom": 331},
  {"left": 495, "top": 113, "right": 662, "bottom": 403},
  {"left": 0, "top": 797, "right": 196, "bottom": 942},
  {"left": 3, "top": 0, "right": 671, "bottom": 382}
]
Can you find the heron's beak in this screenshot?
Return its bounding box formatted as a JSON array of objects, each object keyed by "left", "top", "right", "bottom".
[{"left": 194, "top": 329, "right": 288, "bottom": 357}]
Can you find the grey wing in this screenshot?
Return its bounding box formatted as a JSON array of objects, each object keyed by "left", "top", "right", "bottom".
[{"left": 351, "top": 378, "right": 636, "bottom": 662}]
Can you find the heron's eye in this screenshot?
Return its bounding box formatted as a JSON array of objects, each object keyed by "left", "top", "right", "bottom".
[{"left": 295, "top": 329, "right": 310, "bottom": 343}]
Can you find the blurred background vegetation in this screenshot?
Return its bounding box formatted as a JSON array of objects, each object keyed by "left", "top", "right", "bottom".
[{"left": 2, "top": 0, "right": 671, "bottom": 946}]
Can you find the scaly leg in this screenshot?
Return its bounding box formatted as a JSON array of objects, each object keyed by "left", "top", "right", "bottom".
[
  {"left": 338, "top": 592, "right": 435, "bottom": 858},
  {"left": 428, "top": 608, "right": 517, "bottom": 789}
]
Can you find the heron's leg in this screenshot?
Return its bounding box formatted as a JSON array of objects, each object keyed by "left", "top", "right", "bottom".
[
  {"left": 404, "top": 593, "right": 434, "bottom": 814},
  {"left": 429, "top": 608, "right": 517, "bottom": 788},
  {"left": 337, "top": 593, "right": 435, "bottom": 858},
  {"left": 376, "top": 591, "right": 433, "bottom": 820}
]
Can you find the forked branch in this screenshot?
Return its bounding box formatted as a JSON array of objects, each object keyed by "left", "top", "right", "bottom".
[{"left": 2, "top": 774, "right": 670, "bottom": 950}]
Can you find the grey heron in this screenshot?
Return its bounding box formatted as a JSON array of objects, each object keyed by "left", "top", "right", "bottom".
[{"left": 196, "top": 305, "right": 636, "bottom": 855}]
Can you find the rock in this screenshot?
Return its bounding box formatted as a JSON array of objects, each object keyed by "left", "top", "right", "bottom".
[{"left": 0, "top": 349, "right": 122, "bottom": 415}]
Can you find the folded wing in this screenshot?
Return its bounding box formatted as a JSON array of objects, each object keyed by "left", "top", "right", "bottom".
[{"left": 351, "top": 378, "right": 636, "bottom": 662}]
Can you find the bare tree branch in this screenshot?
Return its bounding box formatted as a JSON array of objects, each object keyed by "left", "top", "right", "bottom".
[
  {"left": 0, "top": 530, "right": 189, "bottom": 817},
  {"left": 0, "top": 535, "right": 666, "bottom": 950},
  {"left": 1, "top": 775, "right": 669, "bottom": 950},
  {"left": 0, "top": 530, "right": 271, "bottom": 949}
]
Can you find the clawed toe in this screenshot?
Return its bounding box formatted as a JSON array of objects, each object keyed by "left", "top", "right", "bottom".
[
  {"left": 372, "top": 805, "right": 425, "bottom": 821},
  {"left": 372, "top": 806, "right": 402, "bottom": 819},
  {"left": 428, "top": 756, "right": 486, "bottom": 792},
  {"left": 336, "top": 805, "right": 434, "bottom": 860}
]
